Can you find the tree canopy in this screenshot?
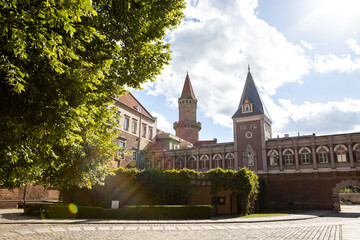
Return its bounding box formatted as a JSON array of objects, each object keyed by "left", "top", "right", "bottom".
[{"left": 0, "top": 0, "right": 186, "bottom": 189}]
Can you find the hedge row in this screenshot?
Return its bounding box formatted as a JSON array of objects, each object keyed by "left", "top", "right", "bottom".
[{"left": 24, "top": 204, "right": 212, "bottom": 219}]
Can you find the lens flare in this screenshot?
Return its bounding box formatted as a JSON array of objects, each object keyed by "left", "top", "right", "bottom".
[{"left": 68, "top": 203, "right": 78, "bottom": 214}]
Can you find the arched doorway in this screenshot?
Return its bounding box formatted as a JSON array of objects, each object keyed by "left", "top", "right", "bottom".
[{"left": 332, "top": 180, "right": 360, "bottom": 211}]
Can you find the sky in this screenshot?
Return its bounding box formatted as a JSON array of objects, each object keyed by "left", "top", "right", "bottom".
[{"left": 130, "top": 0, "right": 360, "bottom": 143}]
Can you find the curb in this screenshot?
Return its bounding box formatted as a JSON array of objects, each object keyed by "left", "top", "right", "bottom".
[{"left": 0, "top": 210, "right": 336, "bottom": 225}]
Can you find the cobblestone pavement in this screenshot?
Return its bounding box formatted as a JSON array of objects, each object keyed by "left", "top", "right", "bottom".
[{"left": 0, "top": 206, "right": 359, "bottom": 240}]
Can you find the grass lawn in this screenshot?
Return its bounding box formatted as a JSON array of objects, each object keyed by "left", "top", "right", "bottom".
[
  {"left": 240, "top": 213, "right": 289, "bottom": 218},
  {"left": 239, "top": 210, "right": 309, "bottom": 218}
]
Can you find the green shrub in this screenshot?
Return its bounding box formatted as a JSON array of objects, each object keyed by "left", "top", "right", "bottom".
[
  {"left": 35, "top": 205, "right": 212, "bottom": 219},
  {"left": 23, "top": 204, "right": 51, "bottom": 216},
  {"left": 42, "top": 205, "right": 102, "bottom": 219}
]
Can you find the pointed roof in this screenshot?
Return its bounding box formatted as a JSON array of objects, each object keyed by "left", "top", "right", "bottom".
[
  {"left": 117, "top": 92, "right": 154, "bottom": 119},
  {"left": 232, "top": 68, "right": 271, "bottom": 119},
  {"left": 180, "top": 73, "right": 196, "bottom": 100}
]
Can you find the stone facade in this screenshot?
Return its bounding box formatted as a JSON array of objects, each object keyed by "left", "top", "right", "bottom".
[{"left": 113, "top": 92, "right": 157, "bottom": 168}]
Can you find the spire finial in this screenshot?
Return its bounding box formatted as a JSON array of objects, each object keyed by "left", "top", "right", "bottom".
[{"left": 248, "top": 64, "right": 250, "bottom": 72}]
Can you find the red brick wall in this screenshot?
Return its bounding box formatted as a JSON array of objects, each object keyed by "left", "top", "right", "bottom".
[{"left": 0, "top": 185, "right": 59, "bottom": 209}]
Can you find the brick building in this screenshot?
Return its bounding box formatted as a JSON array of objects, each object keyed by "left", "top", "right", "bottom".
[{"left": 144, "top": 67, "right": 360, "bottom": 213}]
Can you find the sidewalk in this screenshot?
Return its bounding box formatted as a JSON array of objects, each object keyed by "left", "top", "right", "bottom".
[{"left": 0, "top": 209, "right": 336, "bottom": 225}]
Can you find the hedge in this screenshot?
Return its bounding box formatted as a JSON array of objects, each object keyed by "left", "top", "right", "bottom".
[{"left": 24, "top": 204, "right": 212, "bottom": 219}]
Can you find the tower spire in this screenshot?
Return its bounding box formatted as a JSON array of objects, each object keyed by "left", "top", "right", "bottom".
[
  {"left": 174, "top": 73, "right": 201, "bottom": 144},
  {"left": 232, "top": 67, "right": 271, "bottom": 119},
  {"left": 180, "top": 73, "right": 196, "bottom": 100}
]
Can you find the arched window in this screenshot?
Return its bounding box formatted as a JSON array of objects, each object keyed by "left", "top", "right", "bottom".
[
  {"left": 188, "top": 156, "right": 196, "bottom": 170},
  {"left": 247, "top": 152, "right": 254, "bottom": 166},
  {"left": 176, "top": 157, "right": 184, "bottom": 169},
  {"left": 212, "top": 154, "right": 222, "bottom": 168},
  {"left": 283, "top": 149, "right": 294, "bottom": 165},
  {"left": 299, "top": 147, "right": 311, "bottom": 164},
  {"left": 225, "top": 153, "right": 234, "bottom": 169},
  {"left": 316, "top": 146, "right": 329, "bottom": 163},
  {"left": 244, "top": 144, "right": 255, "bottom": 167},
  {"left": 164, "top": 158, "right": 173, "bottom": 170},
  {"left": 268, "top": 150, "right": 278, "bottom": 166},
  {"left": 200, "top": 155, "right": 209, "bottom": 170},
  {"left": 155, "top": 158, "right": 162, "bottom": 169},
  {"left": 335, "top": 145, "right": 347, "bottom": 162}
]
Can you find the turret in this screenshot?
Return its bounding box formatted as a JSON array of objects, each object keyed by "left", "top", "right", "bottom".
[{"left": 173, "top": 73, "right": 201, "bottom": 144}]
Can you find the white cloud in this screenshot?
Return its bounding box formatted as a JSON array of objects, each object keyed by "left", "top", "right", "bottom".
[
  {"left": 150, "top": 111, "right": 174, "bottom": 134},
  {"left": 145, "top": 0, "right": 311, "bottom": 128},
  {"left": 300, "top": 40, "right": 313, "bottom": 50},
  {"left": 269, "top": 98, "right": 360, "bottom": 137},
  {"left": 346, "top": 38, "right": 360, "bottom": 55},
  {"left": 313, "top": 53, "right": 360, "bottom": 73}
]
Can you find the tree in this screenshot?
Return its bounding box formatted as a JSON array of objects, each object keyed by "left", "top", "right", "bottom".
[{"left": 0, "top": 0, "right": 186, "bottom": 189}]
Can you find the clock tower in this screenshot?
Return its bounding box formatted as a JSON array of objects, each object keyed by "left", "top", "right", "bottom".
[{"left": 232, "top": 67, "right": 272, "bottom": 173}]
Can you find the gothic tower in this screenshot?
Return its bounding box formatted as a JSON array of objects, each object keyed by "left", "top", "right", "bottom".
[
  {"left": 232, "top": 67, "right": 272, "bottom": 172},
  {"left": 173, "top": 73, "right": 202, "bottom": 144}
]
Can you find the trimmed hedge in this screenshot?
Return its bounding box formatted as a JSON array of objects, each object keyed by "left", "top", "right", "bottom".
[
  {"left": 44, "top": 206, "right": 102, "bottom": 219},
  {"left": 23, "top": 204, "right": 50, "bottom": 216},
  {"left": 24, "top": 204, "right": 212, "bottom": 219}
]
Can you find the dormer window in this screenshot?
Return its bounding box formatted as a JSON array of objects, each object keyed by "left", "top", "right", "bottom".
[
  {"left": 245, "top": 104, "right": 250, "bottom": 111},
  {"left": 242, "top": 98, "right": 253, "bottom": 113}
]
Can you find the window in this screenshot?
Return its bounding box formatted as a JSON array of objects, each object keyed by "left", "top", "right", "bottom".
[
  {"left": 300, "top": 148, "right": 310, "bottom": 164},
  {"left": 317, "top": 146, "right": 328, "bottom": 163},
  {"left": 132, "top": 120, "right": 137, "bottom": 133},
  {"left": 166, "top": 160, "right": 172, "bottom": 170},
  {"left": 200, "top": 155, "right": 209, "bottom": 169},
  {"left": 336, "top": 146, "right": 347, "bottom": 162},
  {"left": 318, "top": 152, "right": 328, "bottom": 163},
  {"left": 149, "top": 127, "right": 153, "bottom": 140},
  {"left": 268, "top": 150, "right": 278, "bottom": 166},
  {"left": 132, "top": 150, "right": 137, "bottom": 161},
  {"left": 124, "top": 117, "right": 129, "bottom": 131},
  {"left": 245, "top": 104, "right": 250, "bottom": 111},
  {"left": 155, "top": 159, "right": 161, "bottom": 169},
  {"left": 188, "top": 156, "right": 196, "bottom": 170},
  {"left": 212, "top": 154, "right": 222, "bottom": 168},
  {"left": 225, "top": 153, "right": 234, "bottom": 169},
  {"left": 356, "top": 146, "right": 360, "bottom": 162},
  {"left": 284, "top": 150, "right": 294, "bottom": 165},
  {"left": 247, "top": 153, "right": 254, "bottom": 166},
  {"left": 118, "top": 141, "right": 125, "bottom": 159},
  {"left": 176, "top": 158, "right": 184, "bottom": 169},
  {"left": 142, "top": 124, "right": 146, "bottom": 138}
]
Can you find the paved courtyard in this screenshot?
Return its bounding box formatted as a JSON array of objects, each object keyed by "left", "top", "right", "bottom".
[{"left": 0, "top": 206, "right": 359, "bottom": 239}]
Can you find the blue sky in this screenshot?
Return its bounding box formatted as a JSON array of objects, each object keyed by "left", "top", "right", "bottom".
[{"left": 130, "top": 0, "right": 360, "bottom": 143}]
